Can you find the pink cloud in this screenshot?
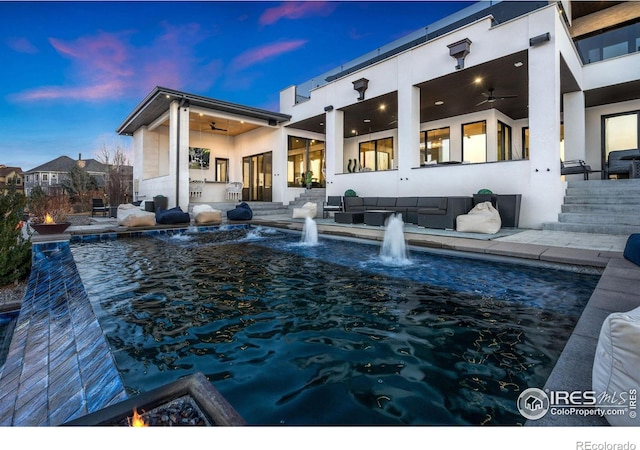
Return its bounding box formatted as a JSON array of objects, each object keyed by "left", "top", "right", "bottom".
[
  {"left": 260, "top": 1, "right": 336, "bottom": 26},
  {"left": 11, "top": 23, "right": 223, "bottom": 103},
  {"left": 6, "top": 37, "right": 39, "bottom": 54},
  {"left": 230, "top": 40, "right": 307, "bottom": 72}
]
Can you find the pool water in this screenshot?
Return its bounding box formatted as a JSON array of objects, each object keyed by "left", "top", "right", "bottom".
[{"left": 71, "top": 226, "right": 599, "bottom": 425}]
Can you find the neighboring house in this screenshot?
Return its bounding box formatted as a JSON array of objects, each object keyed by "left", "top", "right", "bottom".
[
  {"left": 117, "top": 1, "right": 640, "bottom": 229},
  {"left": 23, "top": 154, "right": 133, "bottom": 202},
  {"left": 0, "top": 165, "right": 24, "bottom": 194}
]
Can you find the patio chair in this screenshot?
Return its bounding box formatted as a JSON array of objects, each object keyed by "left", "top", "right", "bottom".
[
  {"left": 225, "top": 182, "right": 243, "bottom": 201},
  {"left": 91, "top": 198, "right": 108, "bottom": 217},
  {"left": 560, "top": 159, "right": 596, "bottom": 180},
  {"left": 322, "top": 196, "right": 343, "bottom": 218}
]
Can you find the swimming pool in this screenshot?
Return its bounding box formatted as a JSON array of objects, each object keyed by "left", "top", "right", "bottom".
[{"left": 71, "top": 226, "right": 599, "bottom": 425}]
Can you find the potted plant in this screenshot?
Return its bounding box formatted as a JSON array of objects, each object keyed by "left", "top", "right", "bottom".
[{"left": 305, "top": 171, "right": 313, "bottom": 189}]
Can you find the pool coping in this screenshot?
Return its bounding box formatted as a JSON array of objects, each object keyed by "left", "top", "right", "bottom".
[{"left": 1, "top": 221, "right": 638, "bottom": 426}]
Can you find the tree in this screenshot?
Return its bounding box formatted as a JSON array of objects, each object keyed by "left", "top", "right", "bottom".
[
  {"left": 61, "top": 164, "right": 99, "bottom": 212},
  {"left": 0, "top": 179, "right": 31, "bottom": 286},
  {"left": 97, "top": 142, "right": 132, "bottom": 206}
]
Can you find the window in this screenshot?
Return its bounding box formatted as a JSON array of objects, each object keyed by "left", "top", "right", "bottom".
[
  {"left": 287, "top": 136, "right": 325, "bottom": 187},
  {"left": 42, "top": 174, "right": 48, "bottom": 182},
  {"left": 462, "top": 121, "right": 486, "bottom": 163},
  {"left": 497, "top": 121, "right": 512, "bottom": 161},
  {"left": 522, "top": 128, "right": 530, "bottom": 159},
  {"left": 359, "top": 137, "right": 393, "bottom": 171},
  {"left": 575, "top": 21, "right": 640, "bottom": 64},
  {"left": 421, "top": 128, "right": 450, "bottom": 164},
  {"left": 603, "top": 112, "right": 638, "bottom": 161},
  {"left": 215, "top": 158, "right": 229, "bottom": 182}
]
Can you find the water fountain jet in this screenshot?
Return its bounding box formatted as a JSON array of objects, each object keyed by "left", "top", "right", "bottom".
[
  {"left": 380, "top": 214, "right": 409, "bottom": 264},
  {"left": 301, "top": 216, "right": 318, "bottom": 245}
]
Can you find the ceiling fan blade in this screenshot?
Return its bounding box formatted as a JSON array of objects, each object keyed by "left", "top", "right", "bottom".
[
  {"left": 497, "top": 94, "right": 517, "bottom": 100},
  {"left": 476, "top": 99, "right": 489, "bottom": 106}
]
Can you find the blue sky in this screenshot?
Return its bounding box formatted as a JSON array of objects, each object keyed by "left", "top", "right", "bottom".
[{"left": 1, "top": 1, "right": 473, "bottom": 171}]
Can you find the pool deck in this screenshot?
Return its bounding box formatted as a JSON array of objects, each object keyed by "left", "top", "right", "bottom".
[{"left": 0, "top": 215, "right": 638, "bottom": 426}]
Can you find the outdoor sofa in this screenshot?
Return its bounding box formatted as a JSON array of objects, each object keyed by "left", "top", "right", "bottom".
[
  {"left": 342, "top": 196, "right": 473, "bottom": 229},
  {"left": 605, "top": 149, "right": 640, "bottom": 179}
]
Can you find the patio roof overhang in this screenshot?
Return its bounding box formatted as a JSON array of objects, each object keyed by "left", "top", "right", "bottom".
[{"left": 116, "top": 86, "right": 291, "bottom": 137}]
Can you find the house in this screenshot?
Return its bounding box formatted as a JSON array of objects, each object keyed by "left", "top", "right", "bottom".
[
  {"left": 0, "top": 165, "right": 24, "bottom": 194},
  {"left": 23, "top": 154, "right": 133, "bottom": 203},
  {"left": 117, "top": 1, "right": 640, "bottom": 229}
]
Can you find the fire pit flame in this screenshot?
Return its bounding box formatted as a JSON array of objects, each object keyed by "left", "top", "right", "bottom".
[
  {"left": 44, "top": 213, "right": 55, "bottom": 224},
  {"left": 128, "top": 408, "right": 148, "bottom": 427}
]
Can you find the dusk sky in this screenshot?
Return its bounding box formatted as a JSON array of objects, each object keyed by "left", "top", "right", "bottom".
[{"left": 1, "top": 1, "right": 474, "bottom": 171}]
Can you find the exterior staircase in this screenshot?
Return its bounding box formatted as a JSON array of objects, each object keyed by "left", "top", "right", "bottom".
[
  {"left": 286, "top": 188, "right": 327, "bottom": 213},
  {"left": 542, "top": 179, "right": 640, "bottom": 235}
]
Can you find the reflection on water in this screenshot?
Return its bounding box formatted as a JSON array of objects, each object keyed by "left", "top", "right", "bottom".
[{"left": 72, "top": 227, "right": 599, "bottom": 425}]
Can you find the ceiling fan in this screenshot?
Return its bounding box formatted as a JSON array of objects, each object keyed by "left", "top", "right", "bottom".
[
  {"left": 210, "top": 122, "right": 227, "bottom": 132},
  {"left": 476, "top": 88, "right": 517, "bottom": 106}
]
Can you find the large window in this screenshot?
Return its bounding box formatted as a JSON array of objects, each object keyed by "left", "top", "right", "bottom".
[
  {"left": 462, "top": 121, "right": 486, "bottom": 163},
  {"left": 359, "top": 137, "right": 393, "bottom": 171},
  {"left": 421, "top": 128, "right": 450, "bottom": 165},
  {"left": 287, "top": 136, "right": 325, "bottom": 187},
  {"left": 522, "top": 128, "right": 530, "bottom": 159},
  {"left": 497, "top": 121, "right": 512, "bottom": 161}
]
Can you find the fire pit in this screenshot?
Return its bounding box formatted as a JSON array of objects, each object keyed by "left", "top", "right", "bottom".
[
  {"left": 31, "top": 213, "right": 71, "bottom": 235},
  {"left": 63, "top": 372, "right": 246, "bottom": 426}
]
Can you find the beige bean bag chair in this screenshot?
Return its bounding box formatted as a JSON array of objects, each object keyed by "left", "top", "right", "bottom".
[
  {"left": 117, "top": 203, "right": 156, "bottom": 227},
  {"left": 292, "top": 202, "right": 318, "bottom": 219},
  {"left": 456, "top": 201, "right": 501, "bottom": 234},
  {"left": 592, "top": 305, "right": 640, "bottom": 426},
  {"left": 193, "top": 204, "right": 222, "bottom": 225}
]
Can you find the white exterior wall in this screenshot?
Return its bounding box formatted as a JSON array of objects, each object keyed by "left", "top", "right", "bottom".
[{"left": 283, "top": 5, "right": 571, "bottom": 228}]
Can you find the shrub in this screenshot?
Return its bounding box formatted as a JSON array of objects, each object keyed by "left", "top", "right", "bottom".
[
  {"left": 28, "top": 186, "right": 73, "bottom": 224},
  {"left": 0, "top": 180, "right": 31, "bottom": 286}
]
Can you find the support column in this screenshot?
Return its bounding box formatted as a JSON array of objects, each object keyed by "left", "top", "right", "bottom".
[
  {"left": 563, "top": 90, "right": 586, "bottom": 162},
  {"left": 527, "top": 30, "right": 564, "bottom": 228},
  {"left": 325, "top": 108, "right": 344, "bottom": 192},
  {"left": 397, "top": 83, "right": 420, "bottom": 185}
]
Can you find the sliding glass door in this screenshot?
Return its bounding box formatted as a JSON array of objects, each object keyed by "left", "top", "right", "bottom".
[{"left": 242, "top": 151, "right": 272, "bottom": 202}]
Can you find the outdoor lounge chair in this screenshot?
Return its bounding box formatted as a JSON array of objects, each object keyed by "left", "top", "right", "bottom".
[
  {"left": 561, "top": 159, "right": 596, "bottom": 180},
  {"left": 91, "top": 198, "right": 108, "bottom": 217},
  {"left": 322, "top": 196, "right": 343, "bottom": 218}
]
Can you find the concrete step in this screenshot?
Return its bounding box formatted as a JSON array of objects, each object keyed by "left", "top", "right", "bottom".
[
  {"left": 558, "top": 212, "right": 640, "bottom": 226},
  {"left": 562, "top": 204, "right": 640, "bottom": 214},
  {"left": 564, "top": 195, "right": 640, "bottom": 205},
  {"left": 542, "top": 221, "right": 640, "bottom": 235}
]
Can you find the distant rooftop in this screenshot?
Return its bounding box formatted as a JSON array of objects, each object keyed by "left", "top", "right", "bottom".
[{"left": 294, "top": 0, "right": 547, "bottom": 102}]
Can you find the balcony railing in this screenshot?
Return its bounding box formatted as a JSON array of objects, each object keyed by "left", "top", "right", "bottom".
[{"left": 575, "top": 21, "right": 640, "bottom": 64}]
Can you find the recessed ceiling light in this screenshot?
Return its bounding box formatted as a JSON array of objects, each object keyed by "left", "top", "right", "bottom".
[
  {"left": 364, "top": 119, "right": 371, "bottom": 123},
  {"left": 320, "top": 122, "right": 324, "bottom": 126},
  {"left": 514, "top": 61, "right": 524, "bottom": 67},
  {"left": 474, "top": 77, "right": 482, "bottom": 84},
  {"left": 379, "top": 104, "right": 386, "bottom": 111},
  {"left": 435, "top": 101, "right": 444, "bottom": 106},
  {"left": 352, "top": 129, "right": 357, "bottom": 134}
]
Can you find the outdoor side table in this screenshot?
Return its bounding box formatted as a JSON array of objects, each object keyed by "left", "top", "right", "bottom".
[
  {"left": 335, "top": 212, "right": 365, "bottom": 224},
  {"left": 364, "top": 210, "right": 395, "bottom": 226}
]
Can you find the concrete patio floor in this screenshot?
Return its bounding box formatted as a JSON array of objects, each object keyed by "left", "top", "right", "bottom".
[{"left": 0, "top": 215, "right": 638, "bottom": 426}]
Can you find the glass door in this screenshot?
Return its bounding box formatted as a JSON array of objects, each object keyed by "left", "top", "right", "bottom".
[{"left": 242, "top": 151, "right": 272, "bottom": 201}]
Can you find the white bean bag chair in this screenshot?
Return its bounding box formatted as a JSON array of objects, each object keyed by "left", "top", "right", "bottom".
[
  {"left": 292, "top": 202, "right": 318, "bottom": 219},
  {"left": 456, "top": 201, "right": 501, "bottom": 234},
  {"left": 193, "top": 204, "right": 222, "bottom": 225},
  {"left": 117, "top": 203, "right": 156, "bottom": 227},
  {"left": 592, "top": 306, "right": 640, "bottom": 426}
]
